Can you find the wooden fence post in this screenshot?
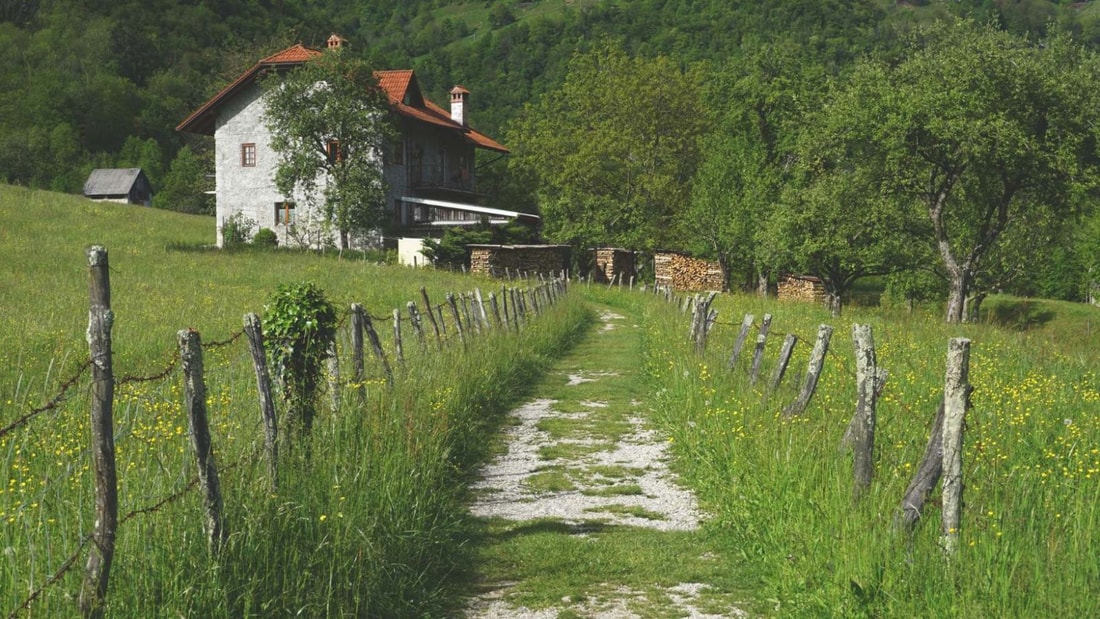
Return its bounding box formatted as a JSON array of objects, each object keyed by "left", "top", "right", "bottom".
[
  {"left": 727, "top": 314, "right": 755, "bottom": 370},
  {"left": 178, "top": 329, "right": 226, "bottom": 555},
  {"left": 243, "top": 313, "right": 278, "bottom": 490},
  {"left": 393, "top": 308, "right": 404, "bottom": 364},
  {"left": 81, "top": 246, "right": 118, "bottom": 619},
  {"left": 447, "top": 293, "right": 466, "bottom": 346},
  {"left": 362, "top": 310, "right": 394, "bottom": 386},
  {"left": 419, "top": 287, "right": 442, "bottom": 349},
  {"left": 749, "top": 314, "right": 773, "bottom": 385},
  {"left": 326, "top": 341, "right": 340, "bottom": 413},
  {"left": 475, "top": 288, "right": 491, "bottom": 330},
  {"left": 784, "top": 324, "right": 834, "bottom": 417},
  {"left": 897, "top": 400, "right": 945, "bottom": 532},
  {"left": 942, "top": 337, "right": 972, "bottom": 555},
  {"left": 850, "top": 324, "right": 878, "bottom": 500},
  {"left": 768, "top": 334, "right": 798, "bottom": 392},
  {"left": 489, "top": 292, "right": 502, "bottom": 327},
  {"left": 407, "top": 301, "right": 425, "bottom": 347},
  {"left": 349, "top": 304, "right": 367, "bottom": 403}
]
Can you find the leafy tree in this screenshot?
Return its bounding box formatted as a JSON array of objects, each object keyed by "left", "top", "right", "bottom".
[
  {"left": 816, "top": 20, "right": 1100, "bottom": 322},
  {"left": 684, "top": 39, "right": 827, "bottom": 293},
  {"left": 154, "top": 144, "right": 212, "bottom": 214},
  {"left": 262, "top": 48, "right": 394, "bottom": 250},
  {"left": 507, "top": 41, "right": 708, "bottom": 252}
]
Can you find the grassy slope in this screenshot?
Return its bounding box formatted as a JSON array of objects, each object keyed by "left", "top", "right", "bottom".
[{"left": 0, "top": 185, "right": 592, "bottom": 616}]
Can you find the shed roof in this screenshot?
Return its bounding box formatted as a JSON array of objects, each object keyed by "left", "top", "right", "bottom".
[{"left": 83, "top": 168, "right": 146, "bottom": 197}]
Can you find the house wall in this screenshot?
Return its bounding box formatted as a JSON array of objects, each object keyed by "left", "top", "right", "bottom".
[
  {"left": 389, "top": 120, "right": 477, "bottom": 226},
  {"left": 397, "top": 237, "right": 429, "bottom": 267},
  {"left": 215, "top": 84, "right": 308, "bottom": 247}
]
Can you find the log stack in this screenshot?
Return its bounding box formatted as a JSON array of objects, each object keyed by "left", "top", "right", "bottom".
[
  {"left": 653, "top": 251, "right": 725, "bottom": 291},
  {"left": 777, "top": 274, "right": 826, "bottom": 303},
  {"left": 591, "top": 248, "right": 636, "bottom": 284},
  {"left": 468, "top": 244, "right": 571, "bottom": 278}
]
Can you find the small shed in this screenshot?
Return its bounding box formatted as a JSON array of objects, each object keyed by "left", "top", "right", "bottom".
[
  {"left": 468, "top": 244, "right": 571, "bottom": 278},
  {"left": 653, "top": 251, "right": 725, "bottom": 292},
  {"left": 591, "top": 248, "right": 636, "bottom": 284},
  {"left": 83, "top": 168, "right": 154, "bottom": 206},
  {"left": 777, "top": 274, "right": 826, "bottom": 303}
]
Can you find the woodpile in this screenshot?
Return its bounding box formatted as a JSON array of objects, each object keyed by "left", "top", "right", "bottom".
[
  {"left": 468, "top": 244, "right": 571, "bottom": 277},
  {"left": 591, "top": 248, "right": 636, "bottom": 284},
  {"left": 777, "top": 274, "right": 826, "bottom": 303},
  {"left": 653, "top": 251, "right": 725, "bottom": 291}
]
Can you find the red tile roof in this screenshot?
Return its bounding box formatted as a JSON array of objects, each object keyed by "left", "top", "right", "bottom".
[{"left": 177, "top": 45, "right": 508, "bottom": 153}]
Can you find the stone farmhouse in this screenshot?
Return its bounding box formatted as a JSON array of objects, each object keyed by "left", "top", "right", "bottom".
[{"left": 176, "top": 35, "right": 535, "bottom": 248}]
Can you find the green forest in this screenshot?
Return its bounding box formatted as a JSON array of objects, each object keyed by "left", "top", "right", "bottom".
[{"left": 3, "top": 0, "right": 1100, "bottom": 313}]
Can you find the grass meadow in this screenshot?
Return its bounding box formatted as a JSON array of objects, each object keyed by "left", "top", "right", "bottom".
[
  {"left": 588, "top": 283, "right": 1100, "bottom": 616},
  {"left": 0, "top": 185, "right": 592, "bottom": 616}
]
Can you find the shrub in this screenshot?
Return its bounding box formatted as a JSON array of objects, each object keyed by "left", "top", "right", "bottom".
[
  {"left": 221, "top": 213, "right": 256, "bottom": 248},
  {"left": 263, "top": 282, "right": 337, "bottom": 440},
  {"left": 252, "top": 227, "right": 278, "bottom": 248}
]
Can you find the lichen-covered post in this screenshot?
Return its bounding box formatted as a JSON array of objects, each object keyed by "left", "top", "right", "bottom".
[
  {"left": 446, "top": 293, "right": 466, "bottom": 347},
  {"left": 942, "top": 337, "right": 972, "bottom": 555},
  {"left": 851, "top": 324, "right": 878, "bottom": 499},
  {"left": 392, "top": 308, "right": 404, "bottom": 364},
  {"left": 349, "top": 304, "right": 366, "bottom": 403},
  {"left": 178, "top": 329, "right": 226, "bottom": 555},
  {"left": 407, "top": 301, "right": 425, "bottom": 347},
  {"left": 81, "top": 246, "right": 117, "bottom": 619},
  {"left": 475, "top": 288, "right": 491, "bottom": 330},
  {"left": 362, "top": 310, "right": 393, "bottom": 387},
  {"left": 769, "top": 334, "right": 798, "bottom": 393},
  {"left": 727, "top": 314, "right": 755, "bottom": 370},
  {"left": 243, "top": 313, "right": 278, "bottom": 489}
]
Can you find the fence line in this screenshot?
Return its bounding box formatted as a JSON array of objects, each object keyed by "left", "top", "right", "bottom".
[{"left": 3, "top": 249, "right": 570, "bottom": 618}]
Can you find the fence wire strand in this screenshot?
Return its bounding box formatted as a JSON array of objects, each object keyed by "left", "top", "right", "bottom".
[{"left": 0, "top": 359, "right": 92, "bottom": 440}]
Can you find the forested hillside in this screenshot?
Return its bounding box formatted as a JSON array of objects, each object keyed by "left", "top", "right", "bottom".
[
  {"left": 3, "top": 0, "right": 1100, "bottom": 308},
  {"left": 3, "top": 0, "right": 1098, "bottom": 199}
]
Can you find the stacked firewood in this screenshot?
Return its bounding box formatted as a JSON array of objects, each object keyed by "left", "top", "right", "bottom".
[
  {"left": 777, "top": 274, "right": 826, "bottom": 303},
  {"left": 654, "top": 252, "right": 725, "bottom": 291},
  {"left": 468, "top": 244, "right": 570, "bottom": 277}
]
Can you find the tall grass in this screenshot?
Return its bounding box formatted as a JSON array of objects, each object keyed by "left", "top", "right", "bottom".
[
  {"left": 0, "top": 185, "right": 592, "bottom": 616},
  {"left": 622, "top": 285, "right": 1100, "bottom": 616}
]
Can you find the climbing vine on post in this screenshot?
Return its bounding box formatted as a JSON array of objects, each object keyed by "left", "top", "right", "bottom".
[{"left": 264, "top": 282, "right": 337, "bottom": 441}]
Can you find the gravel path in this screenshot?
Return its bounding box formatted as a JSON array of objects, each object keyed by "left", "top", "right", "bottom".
[{"left": 464, "top": 309, "right": 740, "bottom": 618}]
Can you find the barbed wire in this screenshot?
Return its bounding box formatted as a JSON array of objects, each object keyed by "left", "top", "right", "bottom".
[
  {"left": 201, "top": 329, "right": 244, "bottom": 349},
  {"left": 5, "top": 534, "right": 92, "bottom": 619},
  {"left": 115, "top": 349, "right": 179, "bottom": 387},
  {"left": 0, "top": 359, "right": 92, "bottom": 440}
]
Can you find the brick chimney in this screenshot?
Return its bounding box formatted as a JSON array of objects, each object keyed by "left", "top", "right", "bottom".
[{"left": 450, "top": 85, "right": 470, "bottom": 127}]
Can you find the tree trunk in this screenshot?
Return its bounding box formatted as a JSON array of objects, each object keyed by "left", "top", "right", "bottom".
[
  {"left": 964, "top": 291, "right": 987, "bottom": 324},
  {"left": 757, "top": 271, "right": 769, "bottom": 297},
  {"left": 825, "top": 290, "right": 842, "bottom": 318},
  {"left": 944, "top": 270, "right": 968, "bottom": 324}
]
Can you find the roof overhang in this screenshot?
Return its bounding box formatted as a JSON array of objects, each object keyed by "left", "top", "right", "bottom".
[{"left": 400, "top": 197, "right": 539, "bottom": 221}]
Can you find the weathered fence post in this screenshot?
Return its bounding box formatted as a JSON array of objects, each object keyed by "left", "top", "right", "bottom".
[
  {"left": 897, "top": 400, "right": 945, "bottom": 532},
  {"left": 178, "top": 329, "right": 226, "bottom": 555},
  {"left": 407, "top": 301, "right": 425, "bottom": 347},
  {"left": 243, "top": 313, "right": 278, "bottom": 489},
  {"left": 326, "top": 341, "right": 340, "bottom": 413},
  {"left": 393, "top": 308, "right": 404, "bottom": 364},
  {"left": 850, "top": 324, "right": 878, "bottom": 500},
  {"left": 362, "top": 310, "right": 394, "bottom": 386},
  {"left": 942, "top": 337, "right": 972, "bottom": 555},
  {"left": 475, "top": 288, "right": 491, "bottom": 330},
  {"left": 768, "top": 334, "right": 798, "bottom": 392},
  {"left": 489, "top": 292, "right": 502, "bottom": 327},
  {"left": 783, "top": 324, "right": 834, "bottom": 417},
  {"left": 81, "top": 246, "right": 117, "bottom": 619},
  {"left": 447, "top": 293, "right": 466, "bottom": 347},
  {"left": 727, "top": 314, "right": 755, "bottom": 370},
  {"left": 749, "top": 314, "right": 773, "bottom": 385},
  {"left": 349, "top": 304, "right": 367, "bottom": 403},
  {"left": 419, "top": 287, "right": 442, "bottom": 349}
]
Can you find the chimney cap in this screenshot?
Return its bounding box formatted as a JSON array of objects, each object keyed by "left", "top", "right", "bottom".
[
  {"left": 450, "top": 85, "right": 470, "bottom": 97},
  {"left": 327, "top": 33, "right": 347, "bottom": 49}
]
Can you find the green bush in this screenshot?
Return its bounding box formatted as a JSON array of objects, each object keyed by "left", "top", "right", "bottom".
[
  {"left": 263, "top": 282, "right": 337, "bottom": 439},
  {"left": 252, "top": 227, "right": 278, "bottom": 248},
  {"left": 221, "top": 213, "right": 256, "bottom": 248}
]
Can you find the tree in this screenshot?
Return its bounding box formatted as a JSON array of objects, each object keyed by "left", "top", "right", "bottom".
[
  {"left": 262, "top": 49, "right": 394, "bottom": 250},
  {"left": 507, "top": 41, "right": 708, "bottom": 252},
  {"left": 817, "top": 20, "right": 1100, "bottom": 322},
  {"left": 154, "top": 144, "right": 212, "bottom": 214},
  {"left": 684, "top": 39, "right": 827, "bottom": 293}
]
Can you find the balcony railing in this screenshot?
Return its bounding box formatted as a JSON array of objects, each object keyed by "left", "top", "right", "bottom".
[{"left": 409, "top": 164, "right": 473, "bottom": 193}]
